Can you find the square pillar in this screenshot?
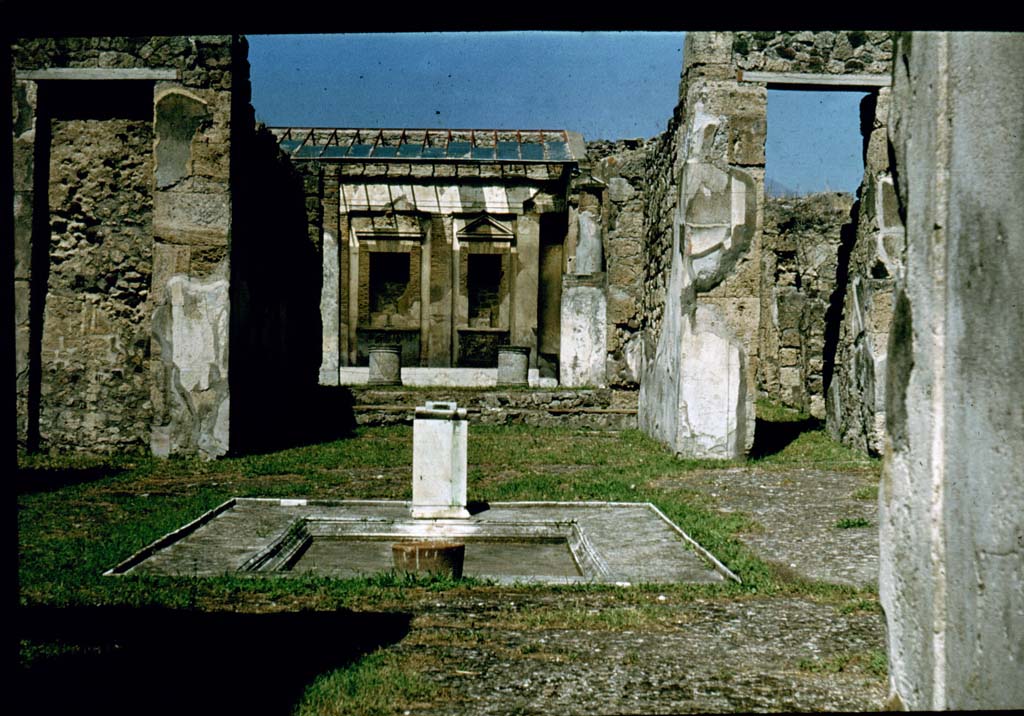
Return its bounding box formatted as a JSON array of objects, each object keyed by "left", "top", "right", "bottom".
[{"left": 411, "top": 401, "right": 470, "bottom": 519}]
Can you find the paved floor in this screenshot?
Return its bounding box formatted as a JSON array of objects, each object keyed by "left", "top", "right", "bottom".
[{"left": 657, "top": 466, "right": 880, "bottom": 587}]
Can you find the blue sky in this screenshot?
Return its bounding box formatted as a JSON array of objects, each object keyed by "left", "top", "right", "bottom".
[{"left": 247, "top": 32, "right": 868, "bottom": 194}]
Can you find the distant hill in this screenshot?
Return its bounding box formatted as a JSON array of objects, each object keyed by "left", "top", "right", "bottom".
[{"left": 765, "top": 177, "right": 800, "bottom": 198}]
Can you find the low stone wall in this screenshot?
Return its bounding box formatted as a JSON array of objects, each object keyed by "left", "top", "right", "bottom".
[
  {"left": 758, "top": 193, "right": 854, "bottom": 418},
  {"left": 350, "top": 387, "right": 637, "bottom": 429}
]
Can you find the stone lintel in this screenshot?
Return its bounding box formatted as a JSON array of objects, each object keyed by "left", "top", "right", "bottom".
[
  {"left": 738, "top": 70, "right": 891, "bottom": 89},
  {"left": 16, "top": 68, "right": 179, "bottom": 81}
]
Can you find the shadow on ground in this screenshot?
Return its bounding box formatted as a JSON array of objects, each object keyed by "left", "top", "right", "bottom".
[
  {"left": 229, "top": 385, "right": 358, "bottom": 457},
  {"left": 749, "top": 416, "right": 822, "bottom": 459},
  {"left": 17, "top": 605, "right": 411, "bottom": 716},
  {"left": 16, "top": 466, "right": 129, "bottom": 495}
]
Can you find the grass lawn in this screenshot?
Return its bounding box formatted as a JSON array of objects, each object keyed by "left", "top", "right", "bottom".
[{"left": 17, "top": 402, "right": 882, "bottom": 714}]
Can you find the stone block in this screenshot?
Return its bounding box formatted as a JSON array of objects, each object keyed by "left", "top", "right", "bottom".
[
  {"left": 607, "top": 287, "right": 638, "bottom": 326},
  {"left": 154, "top": 190, "right": 230, "bottom": 241},
  {"left": 728, "top": 114, "right": 767, "bottom": 166},
  {"left": 612, "top": 207, "right": 644, "bottom": 238},
  {"left": 607, "top": 177, "right": 636, "bottom": 203},
  {"left": 779, "top": 366, "right": 802, "bottom": 388}
]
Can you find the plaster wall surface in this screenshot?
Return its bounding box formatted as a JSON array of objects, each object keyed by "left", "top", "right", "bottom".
[
  {"left": 560, "top": 274, "right": 608, "bottom": 388},
  {"left": 880, "top": 31, "right": 1024, "bottom": 710}
]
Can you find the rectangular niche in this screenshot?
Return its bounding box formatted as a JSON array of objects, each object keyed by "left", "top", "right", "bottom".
[
  {"left": 369, "top": 251, "right": 411, "bottom": 317},
  {"left": 354, "top": 236, "right": 424, "bottom": 366},
  {"left": 467, "top": 253, "right": 504, "bottom": 328},
  {"left": 455, "top": 214, "right": 515, "bottom": 368}
]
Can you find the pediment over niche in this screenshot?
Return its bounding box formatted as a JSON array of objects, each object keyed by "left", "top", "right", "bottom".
[{"left": 456, "top": 214, "right": 515, "bottom": 241}]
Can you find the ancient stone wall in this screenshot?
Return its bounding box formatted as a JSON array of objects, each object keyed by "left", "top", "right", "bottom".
[
  {"left": 826, "top": 90, "right": 904, "bottom": 455},
  {"left": 758, "top": 193, "right": 854, "bottom": 418},
  {"left": 733, "top": 31, "right": 893, "bottom": 75},
  {"left": 637, "top": 30, "right": 894, "bottom": 459},
  {"left": 23, "top": 83, "right": 155, "bottom": 453},
  {"left": 880, "top": 31, "right": 1024, "bottom": 710},
  {"left": 637, "top": 32, "right": 762, "bottom": 459},
  {"left": 640, "top": 108, "right": 684, "bottom": 343},
  {"left": 14, "top": 36, "right": 248, "bottom": 458},
  {"left": 589, "top": 139, "right": 647, "bottom": 387}
]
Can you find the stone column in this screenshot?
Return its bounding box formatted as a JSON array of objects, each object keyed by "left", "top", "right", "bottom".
[
  {"left": 411, "top": 401, "right": 470, "bottom": 519},
  {"left": 320, "top": 168, "right": 341, "bottom": 384},
  {"left": 318, "top": 228, "right": 340, "bottom": 385}
]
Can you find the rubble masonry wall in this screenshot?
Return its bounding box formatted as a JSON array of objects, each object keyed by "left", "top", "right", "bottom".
[{"left": 758, "top": 192, "right": 854, "bottom": 418}]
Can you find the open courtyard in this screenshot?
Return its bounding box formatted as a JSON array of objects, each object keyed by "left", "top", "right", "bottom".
[{"left": 17, "top": 401, "right": 887, "bottom": 714}]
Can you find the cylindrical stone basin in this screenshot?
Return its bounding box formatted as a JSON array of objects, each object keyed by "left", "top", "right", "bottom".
[
  {"left": 392, "top": 541, "right": 465, "bottom": 579},
  {"left": 496, "top": 346, "right": 530, "bottom": 386},
  {"left": 368, "top": 343, "right": 402, "bottom": 385}
]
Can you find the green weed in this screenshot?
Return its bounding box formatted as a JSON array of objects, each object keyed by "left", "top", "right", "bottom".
[{"left": 835, "top": 517, "right": 872, "bottom": 529}]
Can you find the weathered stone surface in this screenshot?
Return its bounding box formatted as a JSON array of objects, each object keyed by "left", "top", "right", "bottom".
[
  {"left": 733, "top": 31, "right": 892, "bottom": 76},
  {"left": 758, "top": 193, "right": 854, "bottom": 418},
  {"left": 33, "top": 115, "right": 155, "bottom": 453},
  {"left": 150, "top": 267, "right": 230, "bottom": 459},
  {"left": 319, "top": 230, "right": 341, "bottom": 384},
  {"left": 560, "top": 275, "right": 607, "bottom": 388},
  {"left": 827, "top": 90, "right": 903, "bottom": 455},
  {"left": 676, "top": 305, "right": 750, "bottom": 457},
  {"left": 638, "top": 40, "right": 761, "bottom": 459},
  {"left": 574, "top": 209, "right": 602, "bottom": 274},
  {"left": 154, "top": 90, "right": 212, "bottom": 188},
  {"left": 879, "top": 32, "right": 1024, "bottom": 711}
]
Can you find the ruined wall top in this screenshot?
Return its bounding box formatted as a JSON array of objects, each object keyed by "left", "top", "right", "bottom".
[
  {"left": 12, "top": 36, "right": 242, "bottom": 90},
  {"left": 680, "top": 31, "right": 893, "bottom": 90},
  {"left": 734, "top": 31, "right": 893, "bottom": 75}
]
